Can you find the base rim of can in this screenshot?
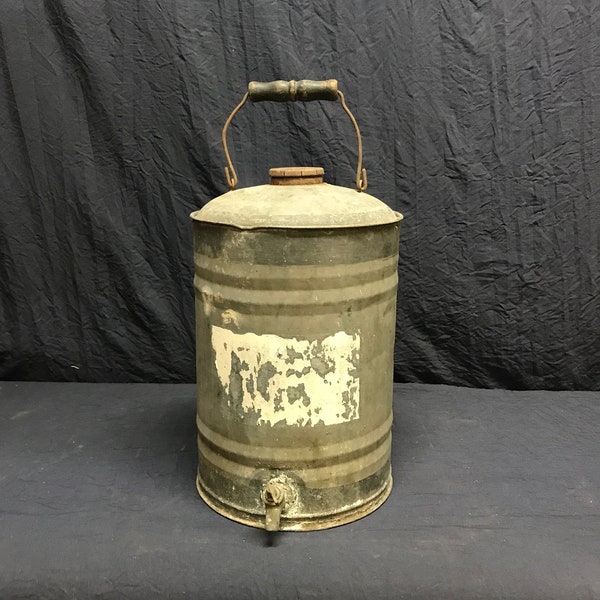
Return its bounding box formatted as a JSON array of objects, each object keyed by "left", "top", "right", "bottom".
[{"left": 196, "top": 473, "right": 392, "bottom": 532}]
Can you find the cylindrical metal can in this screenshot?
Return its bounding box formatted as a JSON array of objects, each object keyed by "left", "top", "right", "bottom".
[{"left": 190, "top": 81, "right": 403, "bottom": 531}]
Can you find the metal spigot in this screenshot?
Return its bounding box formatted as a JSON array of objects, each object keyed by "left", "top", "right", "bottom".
[{"left": 263, "top": 479, "right": 287, "bottom": 532}]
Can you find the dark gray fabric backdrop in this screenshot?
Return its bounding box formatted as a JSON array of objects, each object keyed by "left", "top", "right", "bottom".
[{"left": 0, "top": 0, "right": 598, "bottom": 388}]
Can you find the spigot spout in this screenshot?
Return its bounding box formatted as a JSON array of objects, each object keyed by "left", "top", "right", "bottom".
[{"left": 265, "top": 502, "right": 284, "bottom": 531}]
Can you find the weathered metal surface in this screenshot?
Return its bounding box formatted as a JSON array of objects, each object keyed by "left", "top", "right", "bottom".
[
  {"left": 192, "top": 168, "right": 401, "bottom": 530},
  {"left": 193, "top": 82, "right": 401, "bottom": 530},
  {"left": 190, "top": 180, "right": 401, "bottom": 230}
]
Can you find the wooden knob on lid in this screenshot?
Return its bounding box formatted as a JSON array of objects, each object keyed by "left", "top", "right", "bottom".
[{"left": 269, "top": 167, "right": 324, "bottom": 185}]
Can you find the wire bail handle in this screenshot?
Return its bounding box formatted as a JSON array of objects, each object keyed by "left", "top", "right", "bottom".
[{"left": 221, "top": 79, "right": 368, "bottom": 192}]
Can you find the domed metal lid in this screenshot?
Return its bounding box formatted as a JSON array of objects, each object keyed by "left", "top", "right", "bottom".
[{"left": 190, "top": 167, "right": 403, "bottom": 230}]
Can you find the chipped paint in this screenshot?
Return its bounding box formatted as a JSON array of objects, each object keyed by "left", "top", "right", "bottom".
[{"left": 212, "top": 326, "right": 360, "bottom": 426}]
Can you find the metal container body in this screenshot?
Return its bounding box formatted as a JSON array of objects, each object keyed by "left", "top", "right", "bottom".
[{"left": 193, "top": 221, "right": 400, "bottom": 530}]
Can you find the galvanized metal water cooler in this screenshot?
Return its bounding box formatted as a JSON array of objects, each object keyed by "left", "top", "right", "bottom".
[{"left": 190, "top": 80, "right": 403, "bottom": 531}]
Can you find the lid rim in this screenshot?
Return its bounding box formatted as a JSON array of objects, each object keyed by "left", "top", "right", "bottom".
[
  {"left": 190, "top": 183, "right": 403, "bottom": 229},
  {"left": 189, "top": 216, "right": 403, "bottom": 231}
]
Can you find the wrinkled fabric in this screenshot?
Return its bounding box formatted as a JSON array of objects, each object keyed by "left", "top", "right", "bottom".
[{"left": 0, "top": 1, "right": 598, "bottom": 388}]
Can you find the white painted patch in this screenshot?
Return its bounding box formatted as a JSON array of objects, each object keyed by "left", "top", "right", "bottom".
[{"left": 211, "top": 326, "right": 360, "bottom": 426}]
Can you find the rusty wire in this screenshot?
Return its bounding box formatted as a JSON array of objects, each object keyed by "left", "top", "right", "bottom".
[
  {"left": 221, "top": 91, "right": 249, "bottom": 190},
  {"left": 338, "top": 90, "right": 367, "bottom": 192}
]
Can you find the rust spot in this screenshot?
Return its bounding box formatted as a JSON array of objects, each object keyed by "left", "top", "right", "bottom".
[
  {"left": 245, "top": 374, "right": 256, "bottom": 399},
  {"left": 228, "top": 352, "right": 244, "bottom": 411},
  {"left": 286, "top": 383, "right": 310, "bottom": 407},
  {"left": 257, "top": 361, "right": 279, "bottom": 401},
  {"left": 273, "top": 390, "right": 284, "bottom": 412},
  {"left": 221, "top": 309, "right": 239, "bottom": 327},
  {"left": 286, "top": 366, "right": 311, "bottom": 378},
  {"left": 310, "top": 355, "right": 335, "bottom": 379},
  {"left": 285, "top": 346, "right": 304, "bottom": 364},
  {"left": 341, "top": 385, "right": 359, "bottom": 420}
]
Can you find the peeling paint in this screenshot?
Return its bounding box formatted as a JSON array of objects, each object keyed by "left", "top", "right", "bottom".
[{"left": 212, "top": 327, "right": 360, "bottom": 426}]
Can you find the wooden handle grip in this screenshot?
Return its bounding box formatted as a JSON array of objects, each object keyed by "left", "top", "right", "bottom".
[{"left": 248, "top": 79, "right": 339, "bottom": 102}]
